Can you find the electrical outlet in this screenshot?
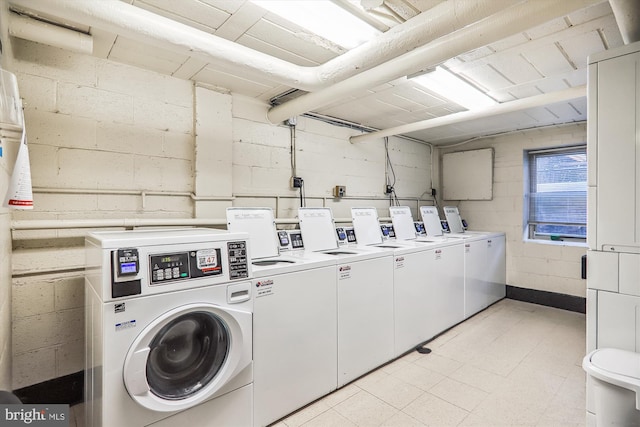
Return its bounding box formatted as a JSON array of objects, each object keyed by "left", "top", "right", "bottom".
[
  {"left": 291, "top": 177, "right": 303, "bottom": 188},
  {"left": 334, "top": 185, "right": 346, "bottom": 198}
]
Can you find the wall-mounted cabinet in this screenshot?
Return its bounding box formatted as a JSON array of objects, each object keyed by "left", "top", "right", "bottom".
[{"left": 588, "top": 43, "right": 640, "bottom": 253}]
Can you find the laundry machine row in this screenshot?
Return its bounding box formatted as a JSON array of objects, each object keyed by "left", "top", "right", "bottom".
[{"left": 84, "top": 209, "right": 505, "bottom": 427}]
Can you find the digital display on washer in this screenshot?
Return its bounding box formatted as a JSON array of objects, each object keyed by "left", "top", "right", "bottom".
[
  {"left": 346, "top": 228, "right": 357, "bottom": 243},
  {"left": 290, "top": 232, "right": 304, "bottom": 249},
  {"left": 116, "top": 248, "right": 139, "bottom": 276},
  {"left": 277, "top": 231, "right": 290, "bottom": 247},
  {"left": 120, "top": 262, "right": 138, "bottom": 274},
  {"left": 387, "top": 225, "right": 396, "bottom": 238},
  {"left": 150, "top": 252, "right": 190, "bottom": 284}
]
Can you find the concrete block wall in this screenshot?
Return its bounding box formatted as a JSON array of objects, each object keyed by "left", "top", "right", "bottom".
[
  {"left": 232, "top": 94, "right": 433, "bottom": 220},
  {"left": 436, "top": 124, "right": 587, "bottom": 298},
  {"left": 9, "top": 38, "right": 197, "bottom": 390}
]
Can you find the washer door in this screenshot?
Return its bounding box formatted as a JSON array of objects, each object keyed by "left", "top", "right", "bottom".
[{"left": 123, "top": 303, "right": 251, "bottom": 412}]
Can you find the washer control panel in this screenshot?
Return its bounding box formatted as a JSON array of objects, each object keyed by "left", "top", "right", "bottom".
[{"left": 277, "top": 230, "right": 305, "bottom": 251}]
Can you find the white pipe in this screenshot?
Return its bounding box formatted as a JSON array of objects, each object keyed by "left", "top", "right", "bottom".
[
  {"left": 349, "top": 86, "right": 586, "bottom": 143},
  {"left": 8, "top": 0, "right": 515, "bottom": 91},
  {"left": 9, "top": 13, "right": 92, "bottom": 54},
  {"left": 267, "top": 0, "right": 601, "bottom": 124},
  {"left": 316, "top": 0, "right": 516, "bottom": 86},
  {"left": 608, "top": 0, "right": 640, "bottom": 44}
]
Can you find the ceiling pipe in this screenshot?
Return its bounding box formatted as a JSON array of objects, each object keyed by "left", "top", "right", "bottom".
[
  {"left": 9, "top": 13, "right": 93, "bottom": 54},
  {"left": 266, "top": 0, "right": 601, "bottom": 124},
  {"left": 349, "top": 85, "right": 587, "bottom": 144},
  {"left": 608, "top": 0, "right": 640, "bottom": 44},
  {"left": 8, "top": 0, "right": 515, "bottom": 91}
]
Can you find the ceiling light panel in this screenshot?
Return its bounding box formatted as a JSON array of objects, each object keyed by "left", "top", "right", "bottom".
[
  {"left": 251, "top": 1, "right": 380, "bottom": 49},
  {"left": 412, "top": 67, "right": 497, "bottom": 110}
]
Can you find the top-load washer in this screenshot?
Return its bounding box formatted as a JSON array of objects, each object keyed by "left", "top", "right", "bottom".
[
  {"left": 351, "top": 206, "right": 440, "bottom": 356},
  {"left": 414, "top": 206, "right": 468, "bottom": 333},
  {"left": 442, "top": 206, "right": 506, "bottom": 318},
  {"left": 226, "top": 208, "right": 337, "bottom": 427},
  {"left": 84, "top": 228, "right": 253, "bottom": 427},
  {"left": 298, "top": 207, "right": 394, "bottom": 387}
]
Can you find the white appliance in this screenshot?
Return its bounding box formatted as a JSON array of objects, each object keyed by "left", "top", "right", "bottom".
[
  {"left": 298, "top": 207, "right": 394, "bottom": 387},
  {"left": 586, "top": 41, "right": 640, "bottom": 425},
  {"left": 419, "top": 206, "right": 466, "bottom": 241},
  {"left": 84, "top": 229, "right": 253, "bottom": 427},
  {"left": 424, "top": 206, "right": 506, "bottom": 319},
  {"left": 386, "top": 206, "right": 455, "bottom": 356},
  {"left": 226, "top": 208, "right": 337, "bottom": 427}
]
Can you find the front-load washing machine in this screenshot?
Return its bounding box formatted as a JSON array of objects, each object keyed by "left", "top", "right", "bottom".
[
  {"left": 84, "top": 228, "right": 253, "bottom": 427},
  {"left": 298, "top": 207, "right": 394, "bottom": 387},
  {"left": 226, "top": 207, "right": 337, "bottom": 427}
]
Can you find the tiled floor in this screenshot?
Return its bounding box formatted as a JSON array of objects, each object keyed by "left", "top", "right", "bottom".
[
  {"left": 274, "top": 299, "right": 586, "bottom": 427},
  {"left": 69, "top": 298, "right": 586, "bottom": 427}
]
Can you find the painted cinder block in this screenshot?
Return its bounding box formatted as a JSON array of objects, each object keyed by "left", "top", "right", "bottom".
[
  {"left": 16, "top": 73, "right": 57, "bottom": 113},
  {"left": 12, "top": 347, "right": 56, "bottom": 390},
  {"left": 58, "top": 148, "right": 135, "bottom": 189},
  {"left": 24, "top": 110, "right": 97, "bottom": 150},
  {"left": 55, "top": 339, "right": 84, "bottom": 378},
  {"left": 12, "top": 312, "right": 58, "bottom": 354},
  {"left": 12, "top": 278, "right": 55, "bottom": 318},
  {"left": 96, "top": 121, "right": 164, "bottom": 157},
  {"left": 97, "top": 61, "right": 192, "bottom": 108},
  {"left": 134, "top": 98, "right": 192, "bottom": 133},
  {"left": 54, "top": 276, "right": 84, "bottom": 311},
  {"left": 57, "top": 82, "right": 134, "bottom": 124}
]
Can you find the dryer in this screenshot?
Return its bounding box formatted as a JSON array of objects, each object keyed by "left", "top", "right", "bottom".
[
  {"left": 226, "top": 208, "right": 337, "bottom": 427},
  {"left": 298, "top": 207, "right": 394, "bottom": 387},
  {"left": 84, "top": 228, "right": 253, "bottom": 427}
]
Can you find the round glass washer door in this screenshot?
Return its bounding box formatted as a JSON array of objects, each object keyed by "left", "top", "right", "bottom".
[
  {"left": 123, "top": 303, "right": 249, "bottom": 412},
  {"left": 146, "top": 311, "right": 228, "bottom": 400}
]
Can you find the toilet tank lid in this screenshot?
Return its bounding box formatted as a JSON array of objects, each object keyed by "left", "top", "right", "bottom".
[{"left": 584, "top": 348, "right": 640, "bottom": 404}]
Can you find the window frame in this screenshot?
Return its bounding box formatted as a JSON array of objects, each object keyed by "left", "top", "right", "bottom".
[{"left": 523, "top": 144, "right": 587, "bottom": 243}]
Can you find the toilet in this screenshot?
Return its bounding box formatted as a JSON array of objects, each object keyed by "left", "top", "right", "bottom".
[{"left": 583, "top": 348, "right": 640, "bottom": 426}]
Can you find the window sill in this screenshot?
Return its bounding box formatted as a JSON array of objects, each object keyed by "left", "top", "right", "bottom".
[{"left": 523, "top": 238, "right": 587, "bottom": 248}]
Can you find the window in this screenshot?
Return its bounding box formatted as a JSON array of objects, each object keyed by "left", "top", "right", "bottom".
[{"left": 525, "top": 145, "right": 587, "bottom": 241}]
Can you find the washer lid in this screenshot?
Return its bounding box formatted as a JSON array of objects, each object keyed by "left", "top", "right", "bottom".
[{"left": 590, "top": 348, "right": 640, "bottom": 379}]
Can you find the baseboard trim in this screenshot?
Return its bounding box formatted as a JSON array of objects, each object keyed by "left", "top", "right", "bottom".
[
  {"left": 14, "top": 371, "right": 83, "bottom": 406},
  {"left": 506, "top": 285, "right": 586, "bottom": 314}
]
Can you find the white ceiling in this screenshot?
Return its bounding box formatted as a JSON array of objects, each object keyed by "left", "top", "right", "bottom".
[{"left": 8, "top": 0, "right": 626, "bottom": 145}]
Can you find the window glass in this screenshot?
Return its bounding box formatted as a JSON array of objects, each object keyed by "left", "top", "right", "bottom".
[{"left": 526, "top": 146, "right": 587, "bottom": 240}]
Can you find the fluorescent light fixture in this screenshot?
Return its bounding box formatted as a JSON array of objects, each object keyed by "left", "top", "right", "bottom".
[
  {"left": 251, "top": 1, "right": 379, "bottom": 49},
  {"left": 412, "top": 66, "right": 497, "bottom": 110}
]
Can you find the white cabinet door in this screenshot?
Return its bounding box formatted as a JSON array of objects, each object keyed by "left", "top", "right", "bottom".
[{"left": 593, "top": 50, "right": 640, "bottom": 251}]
